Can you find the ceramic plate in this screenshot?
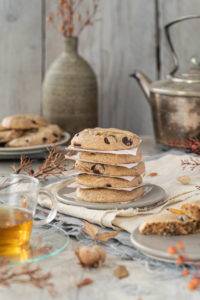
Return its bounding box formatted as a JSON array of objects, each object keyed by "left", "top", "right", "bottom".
[
  {"left": 0, "top": 132, "right": 71, "bottom": 160},
  {"left": 55, "top": 178, "right": 167, "bottom": 210},
  {"left": 130, "top": 227, "right": 200, "bottom": 264}
]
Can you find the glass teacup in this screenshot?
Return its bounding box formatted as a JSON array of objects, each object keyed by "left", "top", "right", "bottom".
[{"left": 0, "top": 174, "right": 57, "bottom": 257}]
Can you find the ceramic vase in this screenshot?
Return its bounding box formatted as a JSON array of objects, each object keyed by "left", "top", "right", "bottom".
[{"left": 42, "top": 37, "right": 98, "bottom": 134}]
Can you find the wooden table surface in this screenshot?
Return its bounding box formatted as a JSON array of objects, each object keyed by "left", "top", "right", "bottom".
[{"left": 0, "top": 137, "right": 199, "bottom": 300}]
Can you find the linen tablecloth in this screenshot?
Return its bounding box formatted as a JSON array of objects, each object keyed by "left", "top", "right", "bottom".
[{"left": 39, "top": 152, "right": 200, "bottom": 232}]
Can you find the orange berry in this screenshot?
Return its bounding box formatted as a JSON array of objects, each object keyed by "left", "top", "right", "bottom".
[
  {"left": 167, "top": 246, "right": 177, "bottom": 255},
  {"left": 182, "top": 268, "right": 190, "bottom": 277},
  {"left": 188, "top": 277, "right": 200, "bottom": 290},
  {"left": 176, "top": 255, "right": 185, "bottom": 265}
]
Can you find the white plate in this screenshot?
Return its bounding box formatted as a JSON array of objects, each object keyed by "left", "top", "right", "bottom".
[
  {"left": 130, "top": 227, "right": 200, "bottom": 264},
  {"left": 55, "top": 178, "right": 167, "bottom": 210},
  {"left": 0, "top": 132, "right": 71, "bottom": 159}
]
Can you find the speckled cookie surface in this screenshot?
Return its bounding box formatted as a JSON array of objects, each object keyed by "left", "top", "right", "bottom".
[
  {"left": 7, "top": 124, "right": 63, "bottom": 147},
  {"left": 79, "top": 147, "right": 142, "bottom": 165},
  {"left": 0, "top": 130, "right": 23, "bottom": 143},
  {"left": 181, "top": 200, "right": 200, "bottom": 221},
  {"left": 75, "top": 160, "right": 145, "bottom": 177},
  {"left": 76, "top": 174, "right": 143, "bottom": 189},
  {"left": 71, "top": 128, "right": 140, "bottom": 150},
  {"left": 76, "top": 186, "right": 144, "bottom": 203},
  {"left": 139, "top": 212, "right": 200, "bottom": 236},
  {"left": 2, "top": 114, "right": 48, "bottom": 130},
  {"left": 0, "top": 125, "right": 7, "bottom": 131}
]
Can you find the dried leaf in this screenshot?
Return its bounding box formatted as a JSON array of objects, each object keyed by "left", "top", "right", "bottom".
[
  {"left": 77, "top": 277, "right": 93, "bottom": 288},
  {"left": 168, "top": 208, "right": 186, "bottom": 216},
  {"left": 177, "top": 176, "right": 191, "bottom": 185},
  {"left": 113, "top": 265, "right": 129, "bottom": 279},
  {"left": 96, "top": 230, "right": 120, "bottom": 242},
  {"left": 83, "top": 221, "right": 120, "bottom": 242},
  {"left": 83, "top": 221, "right": 99, "bottom": 239},
  {"left": 148, "top": 172, "right": 158, "bottom": 177}
]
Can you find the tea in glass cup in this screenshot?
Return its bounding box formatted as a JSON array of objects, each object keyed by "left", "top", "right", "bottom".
[{"left": 0, "top": 175, "right": 57, "bottom": 258}]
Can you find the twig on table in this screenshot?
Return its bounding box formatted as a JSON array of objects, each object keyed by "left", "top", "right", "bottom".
[{"left": 12, "top": 147, "right": 67, "bottom": 180}]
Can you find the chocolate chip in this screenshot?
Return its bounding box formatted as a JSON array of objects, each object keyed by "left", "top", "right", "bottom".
[
  {"left": 91, "top": 164, "right": 105, "bottom": 175},
  {"left": 106, "top": 184, "right": 112, "bottom": 187},
  {"left": 32, "top": 120, "right": 37, "bottom": 124},
  {"left": 74, "top": 143, "right": 81, "bottom": 147},
  {"left": 25, "top": 139, "right": 29, "bottom": 143},
  {"left": 104, "top": 137, "right": 110, "bottom": 144},
  {"left": 122, "top": 136, "right": 133, "bottom": 146},
  {"left": 53, "top": 133, "right": 58, "bottom": 138},
  {"left": 43, "top": 137, "right": 47, "bottom": 142}
]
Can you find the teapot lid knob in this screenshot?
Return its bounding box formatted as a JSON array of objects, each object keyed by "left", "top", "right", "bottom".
[{"left": 190, "top": 56, "right": 200, "bottom": 68}]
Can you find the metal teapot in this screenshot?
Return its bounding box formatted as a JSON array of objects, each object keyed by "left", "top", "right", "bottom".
[{"left": 131, "top": 15, "right": 200, "bottom": 148}]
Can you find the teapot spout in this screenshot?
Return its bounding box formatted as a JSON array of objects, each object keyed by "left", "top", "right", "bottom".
[{"left": 130, "top": 71, "right": 152, "bottom": 105}]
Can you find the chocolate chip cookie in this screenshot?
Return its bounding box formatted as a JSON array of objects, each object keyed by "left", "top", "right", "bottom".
[
  {"left": 76, "top": 186, "right": 144, "bottom": 203},
  {"left": 78, "top": 147, "right": 142, "bottom": 165},
  {"left": 75, "top": 161, "right": 145, "bottom": 177},
  {"left": 2, "top": 114, "right": 48, "bottom": 130},
  {"left": 71, "top": 128, "right": 141, "bottom": 150},
  {"left": 76, "top": 174, "right": 143, "bottom": 189},
  {"left": 7, "top": 124, "right": 63, "bottom": 147},
  {"left": 0, "top": 130, "right": 23, "bottom": 143}
]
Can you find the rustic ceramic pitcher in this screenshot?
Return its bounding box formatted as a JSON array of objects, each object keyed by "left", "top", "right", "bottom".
[{"left": 42, "top": 37, "right": 98, "bottom": 134}]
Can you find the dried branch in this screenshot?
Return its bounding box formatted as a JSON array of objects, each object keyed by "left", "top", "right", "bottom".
[
  {"left": 33, "top": 148, "right": 67, "bottom": 179},
  {"left": 12, "top": 156, "right": 33, "bottom": 175},
  {"left": 47, "top": 0, "right": 100, "bottom": 37},
  {"left": 181, "top": 157, "right": 200, "bottom": 171},
  {"left": 12, "top": 147, "right": 67, "bottom": 180},
  {"left": 169, "top": 138, "right": 200, "bottom": 155},
  {"left": 0, "top": 263, "right": 56, "bottom": 295}
]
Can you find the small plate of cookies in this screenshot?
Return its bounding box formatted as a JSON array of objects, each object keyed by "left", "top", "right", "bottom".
[
  {"left": 61, "top": 127, "right": 167, "bottom": 210},
  {"left": 0, "top": 114, "right": 70, "bottom": 159}
]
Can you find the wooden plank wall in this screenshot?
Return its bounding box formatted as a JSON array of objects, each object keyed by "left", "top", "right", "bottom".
[{"left": 0, "top": 0, "right": 200, "bottom": 135}]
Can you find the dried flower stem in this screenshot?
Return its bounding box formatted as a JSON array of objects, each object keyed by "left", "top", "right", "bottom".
[
  {"left": 0, "top": 262, "right": 56, "bottom": 295},
  {"left": 12, "top": 148, "right": 67, "bottom": 180},
  {"left": 181, "top": 157, "right": 200, "bottom": 171},
  {"left": 47, "top": 0, "right": 100, "bottom": 37}
]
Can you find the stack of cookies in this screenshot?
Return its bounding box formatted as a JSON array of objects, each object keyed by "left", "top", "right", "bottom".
[
  {"left": 67, "top": 128, "right": 145, "bottom": 203},
  {"left": 0, "top": 114, "right": 63, "bottom": 147}
]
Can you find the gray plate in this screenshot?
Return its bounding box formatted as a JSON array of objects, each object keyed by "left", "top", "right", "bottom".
[
  {"left": 130, "top": 227, "right": 200, "bottom": 264},
  {"left": 0, "top": 132, "right": 71, "bottom": 160},
  {"left": 56, "top": 178, "right": 167, "bottom": 210}
]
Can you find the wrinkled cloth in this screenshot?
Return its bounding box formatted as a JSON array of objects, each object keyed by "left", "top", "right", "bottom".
[{"left": 39, "top": 152, "right": 200, "bottom": 233}]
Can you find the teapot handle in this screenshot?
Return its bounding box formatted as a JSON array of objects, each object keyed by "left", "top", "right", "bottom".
[{"left": 165, "top": 15, "right": 200, "bottom": 76}]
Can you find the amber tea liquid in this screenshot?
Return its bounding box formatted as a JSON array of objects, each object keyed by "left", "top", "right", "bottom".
[{"left": 0, "top": 206, "right": 33, "bottom": 257}]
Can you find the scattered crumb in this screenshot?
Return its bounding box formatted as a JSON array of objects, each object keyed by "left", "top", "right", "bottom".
[
  {"left": 77, "top": 277, "right": 93, "bottom": 288},
  {"left": 113, "top": 265, "right": 129, "bottom": 279},
  {"left": 177, "top": 176, "right": 191, "bottom": 185},
  {"left": 148, "top": 172, "right": 158, "bottom": 177}
]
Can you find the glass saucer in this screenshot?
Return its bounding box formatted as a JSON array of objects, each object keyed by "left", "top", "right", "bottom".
[{"left": 0, "top": 224, "right": 69, "bottom": 265}]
